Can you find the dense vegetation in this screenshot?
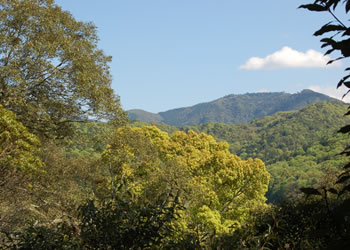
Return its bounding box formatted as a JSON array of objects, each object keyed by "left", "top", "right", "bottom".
[
  {"left": 1, "top": 0, "right": 350, "bottom": 249},
  {"left": 185, "top": 102, "right": 350, "bottom": 203},
  {"left": 128, "top": 89, "right": 341, "bottom": 126},
  {"left": 131, "top": 102, "right": 350, "bottom": 203}
]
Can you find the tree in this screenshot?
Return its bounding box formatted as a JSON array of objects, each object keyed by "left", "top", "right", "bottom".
[
  {"left": 100, "top": 126, "right": 270, "bottom": 246},
  {"left": 0, "top": 0, "right": 126, "bottom": 138},
  {"left": 299, "top": 0, "right": 350, "bottom": 210}
]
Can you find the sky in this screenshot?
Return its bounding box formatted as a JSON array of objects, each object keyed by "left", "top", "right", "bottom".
[{"left": 56, "top": 0, "right": 349, "bottom": 113}]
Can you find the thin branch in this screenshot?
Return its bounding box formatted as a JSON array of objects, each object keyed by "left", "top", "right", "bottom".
[{"left": 328, "top": 9, "right": 347, "bottom": 28}]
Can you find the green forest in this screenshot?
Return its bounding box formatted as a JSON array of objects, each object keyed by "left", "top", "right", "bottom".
[{"left": 1, "top": 0, "right": 350, "bottom": 249}]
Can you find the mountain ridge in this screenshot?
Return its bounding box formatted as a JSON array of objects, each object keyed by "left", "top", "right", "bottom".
[{"left": 128, "top": 89, "right": 343, "bottom": 126}]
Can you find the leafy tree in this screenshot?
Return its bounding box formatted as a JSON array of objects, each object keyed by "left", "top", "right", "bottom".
[
  {"left": 0, "top": 0, "right": 126, "bottom": 138},
  {"left": 100, "top": 126, "right": 270, "bottom": 245}
]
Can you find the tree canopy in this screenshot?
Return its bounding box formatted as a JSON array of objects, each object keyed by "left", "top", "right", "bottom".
[
  {"left": 100, "top": 126, "right": 270, "bottom": 244},
  {"left": 0, "top": 0, "right": 126, "bottom": 138}
]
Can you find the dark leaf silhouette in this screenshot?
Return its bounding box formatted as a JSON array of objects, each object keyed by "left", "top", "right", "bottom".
[
  {"left": 337, "top": 75, "right": 350, "bottom": 88},
  {"left": 325, "top": 48, "right": 335, "bottom": 55},
  {"left": 346, "top": 0, "right": 350, "bottom": 13},
  {"left": 299, "top": 4, "right": 328, "bottom": 11},
  {"left": 343, "top": 89, "right": 350, "bottom": 99},
  {"left": 320, "top": 38, "right": 336, "bottom": 48},
  {"left": 327, "top": 56, "right": 344, "bottom": 65},
  {"left": 314, "top": 24, "right": 346, "bottom": 36}
]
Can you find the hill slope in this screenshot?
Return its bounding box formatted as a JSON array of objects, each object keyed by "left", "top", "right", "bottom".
[
  {"left": 184, "top": 101, "right": 350, "bottom": 203},
  {"left": 128, "top": 89, "right": 342, "bottom": 126}
]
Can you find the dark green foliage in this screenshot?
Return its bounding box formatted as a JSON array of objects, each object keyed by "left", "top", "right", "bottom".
[
  {"left": 78, "top": 196, "right": 182, "bottom": 249},
  {"left": 1, "top": 223, "right": 80, "bottom": 250},
  {"left": 62, "top": 121, "right": 114, "bottom": 158},
  {"left": 3, "top": 192, "right": 183, "bottom": 249},
  {"left": 221, "top": 198, "right": 350, "bottom": 249},
  {"left": 128, "top": 89, "right": 341, "bottom": 126}
]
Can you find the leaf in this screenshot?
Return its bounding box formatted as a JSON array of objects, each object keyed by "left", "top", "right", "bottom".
[
  {"left": 321, "top": 0, "right": 341, "bottom": 9},
  {"left": 336, "top": 175, "right": 350, "bottom": 184},
  {"left": 298, "top": 4, "right": 328, "bottom": 11},
  {"left": 314, "top": 24, "right": 346, "bottom": 36},
  {"left": 346, "top": 0, "right": 350, "bottom": 13},
  {"left": 342, "top": 89, "right": 350, "bottom": 99},
  {"left": 324, "top": 48, "right": 335, "bottom": 56},
  {"left": 337, "top": 74, "right": 350, "bottom": 88},
  {"left": 320, "top": 37, "right": 336, "bottom": 44},
  {"left": 343, "top": 81, "right": 350, "bottom": 88},
  {"left": 300, "top": 187, "right": 321, "bottom": 196},
  {"left": 327, "top": 56, "right": 344, "bottom": 65}
]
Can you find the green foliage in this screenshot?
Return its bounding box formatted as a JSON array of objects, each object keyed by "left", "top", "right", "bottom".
[
  {"left": 2, "top": 223, "right": 80, "bottom": 250},
  {"left": 0, "top": 105, "right": 42, "bottom": 173},
  {"left": 99, "top": 126, "right": 270, "bottom": 245},
  {"left": 0, "top": 0, "right": 126, "bottom": 138},
  {"left": 2, "top": 183, "right": 184, "bottom": 249},
  {"left": 219, "top": 198, "right": 350, "bottom": 249},
  {"left": 185, "top": 102, "right": 350, "bottom": 203},
  {"left": 128, "top": 89, "right": 340, "bottom": 126},
  {"left": 78, "top": 195, "right": 182, "bottom": 249},
  {"left": 0, "top": 105, "right": 44, "bottom": 234}
]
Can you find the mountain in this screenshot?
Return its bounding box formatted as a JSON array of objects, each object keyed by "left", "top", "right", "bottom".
[
  {"left": 127, "top": 89, "right": 343, "bottom": 126},
  {"left": 127, "top": 109, "right": 163, "bottom": 123}
]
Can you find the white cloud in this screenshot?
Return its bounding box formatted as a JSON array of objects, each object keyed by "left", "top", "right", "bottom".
[
  {"left": 308, "top": 85, "right": 350, "bottom": 103},
  {"left": 240, "top": 47, "right": 341, "bottom": 70}
]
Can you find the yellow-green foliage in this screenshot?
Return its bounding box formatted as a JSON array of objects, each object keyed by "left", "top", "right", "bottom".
[
  {"left": 101, "top": 126, "right": 270, "bottom": 238},
  {"left": 0, "top": 105, "right": 43, "bottom": 173}
]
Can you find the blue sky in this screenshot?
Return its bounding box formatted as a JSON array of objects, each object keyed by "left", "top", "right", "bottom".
[{"left": 56, "top": 0, "right": 348, "bottom": 113}]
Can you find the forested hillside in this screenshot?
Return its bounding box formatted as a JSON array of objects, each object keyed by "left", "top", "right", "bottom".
[
  {"left": 128, "top": 89, "right": 342, "bottom": 126},
  {"left": 183, "top": 102, "right": 350, "bottom": 202}
]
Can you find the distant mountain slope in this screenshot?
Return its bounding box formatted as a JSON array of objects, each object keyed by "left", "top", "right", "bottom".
[
  {"left": 127, "top": 109, "right": 163, "bottom": 123},
  {"left": 127, "top": 89, "right": 342, "bottom": 126}
]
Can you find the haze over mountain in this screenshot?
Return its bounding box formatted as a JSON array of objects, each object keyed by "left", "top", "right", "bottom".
[{"left": 127, "top": 89, "right": 343, "bottom": 126}]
